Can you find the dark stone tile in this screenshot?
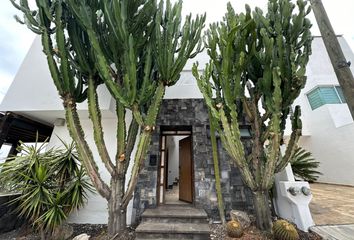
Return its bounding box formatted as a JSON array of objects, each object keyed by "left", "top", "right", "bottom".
[{"left": 133, "top": 99, "right": 253, "bottom": 222}]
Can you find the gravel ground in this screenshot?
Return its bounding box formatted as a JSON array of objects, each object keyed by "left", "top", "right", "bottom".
[
  {"left": 0, "top": 223, "right": 321, "bottom": 240},
  {"left": 0, "top": 224, "right": 135, "bottom": 240},
  {"left": 210, "top": 223, "right": 322, "bottom": 240},
  {"left": 210, "top": 224, "right": 272, "bottom": 240}
]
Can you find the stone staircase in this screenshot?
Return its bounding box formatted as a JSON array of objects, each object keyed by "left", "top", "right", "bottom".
[{"left": 135, "top": 204, "right": 210, "bottom": 240}]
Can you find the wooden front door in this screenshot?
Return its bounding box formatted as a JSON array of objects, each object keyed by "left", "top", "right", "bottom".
[{"left": 179, "top": 136, "right": 193, "bottom": 203}]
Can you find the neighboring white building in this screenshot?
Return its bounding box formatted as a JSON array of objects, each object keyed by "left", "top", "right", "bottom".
[
  {"left": 1, "top": 35, "right": 354, "bottom": 225},
  {"left": 294, "top": 36, "right": 354, "bottom": 187}
]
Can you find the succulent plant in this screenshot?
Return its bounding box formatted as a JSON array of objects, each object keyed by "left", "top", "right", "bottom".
[
  {"left": 226, "top": 220, "right": 244, "bottom": 238},
  {"left": 193, "top": 0, "right": 313, "bottom": 231},
  {"left": 273, "top": 220, "right": 300, "bottom": 240},
  {"left": 11, "top": 0, "right": 205, "bottom": 236}
]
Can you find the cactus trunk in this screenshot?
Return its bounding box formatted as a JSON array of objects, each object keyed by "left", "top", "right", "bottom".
[
  {"left": 253, "top": 191, "right": 272, "bottom": 231},
  {"left": 108, "top": 177, "right": 126, "bottom": 236}
]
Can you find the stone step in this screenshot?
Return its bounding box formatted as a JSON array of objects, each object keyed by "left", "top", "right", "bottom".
[
  {"left": 135, "top": 222, "right": 210, "bottom": 240},
  {"left": 141, "top": 205, "right": 208, "bottom": 224}
]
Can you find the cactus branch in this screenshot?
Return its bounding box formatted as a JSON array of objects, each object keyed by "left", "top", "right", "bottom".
[
  {"left": 276, "top": 106, "right": 302, "bottom": 172},
  {"left": 121, "top": 82, "right": 165, "bottom": 208},
  {"left": 208, "top": 110, "right": 226, "bottom": 224},
  {"left": 88, "top": 76, "right": 116, "bottom": 176},
  {"left": 124, "top": 119, "right": 139, "bottom": 174},
  {"left": 64, "top": 99, "right": 111, "bottom": 200},
  {"left": 116, "top": 102, "right": 126, "bottom": 171}
]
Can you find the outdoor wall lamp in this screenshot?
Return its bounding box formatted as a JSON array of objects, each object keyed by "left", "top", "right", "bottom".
[
  {"left": 288, "top": 186, "right": 301, "bottom": 196},
  {"left": 206, "top": 125, "right": 251, "bottom": 138},
  {"left": 301, "top": 186, "right": 311, "bottom": 196}
]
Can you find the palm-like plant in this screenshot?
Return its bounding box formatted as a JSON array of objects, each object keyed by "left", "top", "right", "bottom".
[
  {"left": 0, "top": 140, "right": 93, "bottom": 239},
  {"left": 290, "top": 147, "right": 322, "bottom": 182}
]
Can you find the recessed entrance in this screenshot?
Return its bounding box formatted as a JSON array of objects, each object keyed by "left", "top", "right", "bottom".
[{"left": 157, "top": 126, "right": 194, "bottom": 205}]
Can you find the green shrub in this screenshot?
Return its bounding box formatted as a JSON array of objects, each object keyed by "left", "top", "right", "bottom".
[
  {"left": 0, "top": 140, "right": 94, "bottom": 239},
  {"left": 290, "top": 147, "right": 322, "bottom": 182}
]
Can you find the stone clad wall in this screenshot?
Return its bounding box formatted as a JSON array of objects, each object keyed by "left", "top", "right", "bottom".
[{"left": 132, "top": 99, "right": 253, "bottom": 223}]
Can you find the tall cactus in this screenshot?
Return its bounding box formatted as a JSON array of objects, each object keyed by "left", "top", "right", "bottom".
[
  {"left": 11, "top": 0, "right": 205, "bottom": 236},
  {"left": 193, "top": 0, "right": 312, "bottom": 231}
]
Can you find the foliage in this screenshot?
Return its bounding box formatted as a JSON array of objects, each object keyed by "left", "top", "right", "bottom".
[
  {"left": 290, "top": 147, "right": 321, "bottom": 182},
  {"left": 273, "top": 219, "right": 299, "bottom": 240},
  {"left": 0, "top": 140, "right": 93, "bottom": 238},
  {"left": 193, "top": 0, "right": 312, "bottom": 231},
  {"left": 11, "top": 0, "right": 205, "bottom": 235}
]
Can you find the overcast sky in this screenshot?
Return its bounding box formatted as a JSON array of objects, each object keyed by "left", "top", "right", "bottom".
[{"left": 0, "top": 0, "right": 353, "bottom": 104}]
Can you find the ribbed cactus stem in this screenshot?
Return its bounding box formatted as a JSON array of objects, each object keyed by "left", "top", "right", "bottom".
[
  {"left": 194, "top": 0, "right": 312, "bottom": 232},
  {"left": 122, "top": 82, "right": 165, "bottom": 208},
  {"left": 208, "top": 110, "right": 226, "bottom": 224},
  {"left": 64, "top": 100, "right": 111, "bottom": 200},
  {"left": 88, "top": 76, "right": 115, "bottom": 176}
]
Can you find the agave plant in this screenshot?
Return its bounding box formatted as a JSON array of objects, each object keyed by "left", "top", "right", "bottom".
[
  {"left": 0, "top": 140, "right": 93, "bottom": 239},
  {"left": 290, "top": 147, "right": 322, "bottom": 182}
]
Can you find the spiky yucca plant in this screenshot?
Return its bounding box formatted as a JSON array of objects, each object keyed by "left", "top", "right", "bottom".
[
  {"left": 0, "top": 140, "right": 93, "bottom": 240},
  {"left": 290, "top": 147, "right": 321, "bottom": 182}
]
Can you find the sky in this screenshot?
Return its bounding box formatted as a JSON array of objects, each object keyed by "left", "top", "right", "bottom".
[{"left": 0, "top": 0, "right": 353, "bottom": 104}]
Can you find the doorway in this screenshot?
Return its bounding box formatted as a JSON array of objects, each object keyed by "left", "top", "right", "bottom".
[{"left": 157, "top": 126, "right": 194, "bottom": 205}]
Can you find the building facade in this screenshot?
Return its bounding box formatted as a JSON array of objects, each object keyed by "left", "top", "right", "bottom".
[{"left": 1, "top": 35, "right": 354, "bottom": 225}]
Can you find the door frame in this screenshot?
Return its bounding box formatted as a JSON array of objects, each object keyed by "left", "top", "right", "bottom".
[{"left": 156, "top": 125, "right": 194, "bottom": 205}]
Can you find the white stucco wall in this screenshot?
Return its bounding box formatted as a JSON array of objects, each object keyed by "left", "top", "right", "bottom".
[
  {"left": 47, "top": 116, "right": 136, "bottom": 225},
  {"left": 0, "top": 36, "right": 113, "bottom": 114},
  {"left": 0, "top": 36, "right": 207, "bottom": 123},
  {"left": 166, "top": 136, "right": 189, "bottom": 186}
]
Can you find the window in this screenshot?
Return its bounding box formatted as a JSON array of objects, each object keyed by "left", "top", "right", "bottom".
[
  {"left": 335, "top": 86, "right": 346, "bottom": 103},
  {"left": 307, "top": 86, "right": 346, "bottom": 110}
]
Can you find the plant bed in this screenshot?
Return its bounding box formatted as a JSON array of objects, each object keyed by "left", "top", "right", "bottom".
[
  {"left": 0, "top": 222, "right": 322, "bottom": 239},
  {"left": 210, "top": 224, "right": 323, "bottom": 240},
  {"left": 0, "top": 224, "right": 135, "bottom": 240}
]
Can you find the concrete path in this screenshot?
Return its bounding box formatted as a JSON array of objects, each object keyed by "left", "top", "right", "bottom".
[
  {"left": 310, "top": 224, "right": 354, "bottom": 240},
  {"left": 309, "top": 183, "right": 354, "bottom": 239},
  {"left": 310, "top": 183, "right": 354, "bottom": 225}
]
